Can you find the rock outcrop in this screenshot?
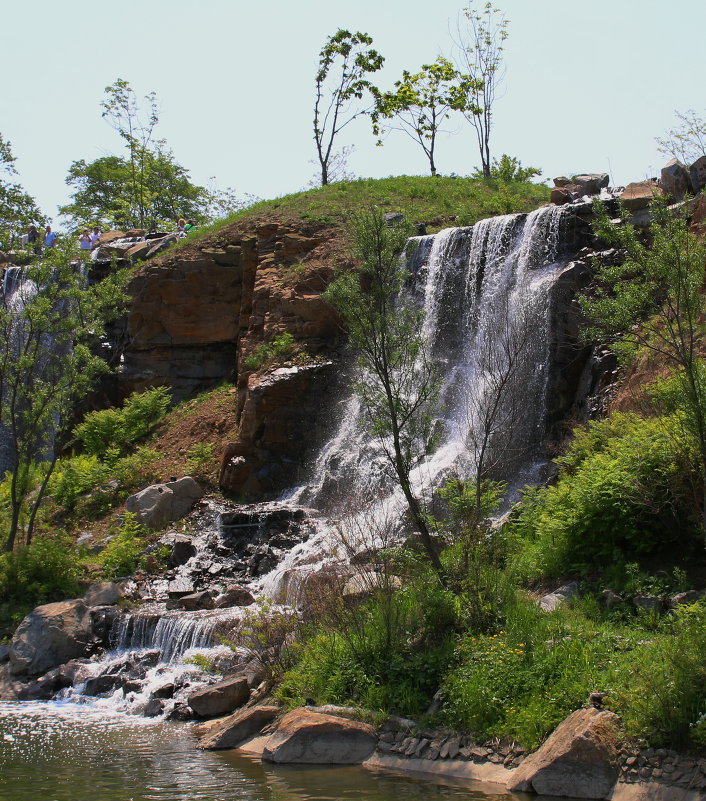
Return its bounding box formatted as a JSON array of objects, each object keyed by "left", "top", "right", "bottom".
[
  {"left": 126, "top": 476, "right": 203, "bottom": 529},
  {"left": 188, "top": 675, "right": 250, "bottom": 718},
  {"left": 507, "top": 707, "right": 621, "bottom": 799},
  {"left": 198, "top": 704, "right": 280, "bottom": 750},
  {"left": 8, "top": 600, "right": 95, "bottom": 676},
  {"left": 262, "top": 708, "right": 377, "bottom": 764}
]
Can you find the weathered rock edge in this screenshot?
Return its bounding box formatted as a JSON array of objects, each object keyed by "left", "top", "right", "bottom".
[{"left": 225, "top": 705, "right": 706, "bottom": 801}]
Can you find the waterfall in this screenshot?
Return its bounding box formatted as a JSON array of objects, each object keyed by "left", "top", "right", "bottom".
[
  {"left": 263, "top": 205, "right": 570, "bottom": 598},
  {"left": 286, "top": 204, "right": 567, "bottom": 511},
  {"left": 110, "top": 609, "right": 243, "bottom": 664}
]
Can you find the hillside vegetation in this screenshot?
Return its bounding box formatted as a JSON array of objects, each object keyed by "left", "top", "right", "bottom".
[{"left": 3, "top": 176, "right": 706, "bottom": 757}]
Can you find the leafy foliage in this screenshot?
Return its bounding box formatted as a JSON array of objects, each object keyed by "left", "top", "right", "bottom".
[
  {"left": 471, "top": 153, "right": 541, "bottom": 182},
  {"left": 242, "top": 332, "right": 296, "bottom": 371},
  {"left": 583, "top": 199, "right": 706, "bottom": 536},
  {"left": 325, "top": 208, "right": 443, "bottom": 578},
  {"left": 98, "top": 513, "right": 149, "bottom": 580},
  {"left": 0, "top": 238, "right": 129, "bottom": 551},
  {"left": 314, "top": 30, "right": 384, "bottom": 186},
  {"left": 0, "top": 133, "right": 46, "bottom": 251},
  {"left": 61, "top": 80, "right": 235, "bottom": 230},
  {"left": 73, "top": 387, "right": 171, "bottom": 458},
  {"left": 371, "top": 57, "right": 481, "bottom": 176},
  {"left": 614, "top": 602, "right": 706, "bottom": 748},
  {"left": 508, "top": 413, "right": 699, "bottom": 580},
  {"left": 0, "top": 535, "right": 82, "bottom": 609}
]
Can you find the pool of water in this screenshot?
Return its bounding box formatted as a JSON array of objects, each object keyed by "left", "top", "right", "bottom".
[{"left": 0, "top": 701, "right": 520, "bottom": 801}]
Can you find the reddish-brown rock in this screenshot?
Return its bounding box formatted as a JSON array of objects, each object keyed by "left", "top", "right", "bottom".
[
  {"left": 620, "top": 181, "right": 663, "bottom": 211},
  {"left": 507, "top": 707, "right": 621, "bottom": 799},
  {"left": 198, "top": 704, "right": 280, "bottom": 750},
  {"left": 188, "top": 675, "right": 250, "bottom": 718},
  {"left": 262, "top": 709, "right": 376, "bottom": 764}
]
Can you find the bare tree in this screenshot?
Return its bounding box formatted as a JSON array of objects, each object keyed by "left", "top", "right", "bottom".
[{"left": 453, "top": 3, "right": 509, "bottom": 178}]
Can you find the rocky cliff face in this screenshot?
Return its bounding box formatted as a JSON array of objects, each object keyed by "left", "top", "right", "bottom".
[
  {"left": 118, "top": 219, "right": 346, "bottom": 499},
  {"left": 115, "top": 195, "right": 617, "bottom": 503}
]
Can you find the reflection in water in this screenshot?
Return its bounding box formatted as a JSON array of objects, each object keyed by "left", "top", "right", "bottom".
[{"left": 0, "top": 702, "right": 520, "bottom": 801}]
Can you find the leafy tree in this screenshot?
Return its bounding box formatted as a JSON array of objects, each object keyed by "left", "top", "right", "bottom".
[
  {"left": 313, "top": 30, "right": 384, "bottom": 187},
  {"left": 324, "top": 209, "right": 444, "bottom": 581},
  {"left": 453, "top": 2, "right": 510, "bottom": 178},
  {"left": 0, "top": 134, "right": 46, "bottom": 251},
  {"left": 0, "top": 237, "right": 128, "bottom": 551},
  {"left": 371, "top": 57, "right": 480, "bottom": 177},
  {"left": 582, "top": 199, "right": 706, "bottom": 537},
  {"left": 471, "top": 153, "right": 541, "bottom": 182},
  {"left": 656, "top": 109, "right": 706, "bottom": 165},
  {"left": 61, "top": 80, "right": 223, "bottom": 230}
]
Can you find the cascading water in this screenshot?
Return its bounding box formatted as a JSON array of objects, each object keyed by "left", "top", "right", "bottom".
[
  {"left": 21, "top": 204, "right": 578, "bottom": 714},
  {"left": 263, "top": 205, "right": 570, "bottom": 597}
]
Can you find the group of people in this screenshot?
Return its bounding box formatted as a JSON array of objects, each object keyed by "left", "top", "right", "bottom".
[
  {"left": 23, "top": 225, "right": 57, "bottom": 254},
  {"left": 78, "top": 226, "right": 102, "bottom": 251},
  {"left": 177, "top": 218, "right": 196, "bottom": 236}
]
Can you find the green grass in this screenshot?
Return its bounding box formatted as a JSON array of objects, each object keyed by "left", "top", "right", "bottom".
[{"left": 171, "top": 175, "right": 550, "bottom": 251}]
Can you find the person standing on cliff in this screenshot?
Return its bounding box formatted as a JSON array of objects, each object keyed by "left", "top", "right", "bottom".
[
  {"left": 44, "top": 225, "right": 57, "bottom": 248},
  {"left": 90, "top": 226, "right": 101, "bottom": 249},
  {"left": 27, "top": 225, "right": 41, "bottom": 254},
  {"left": 79, "top": 230, "right": 92, "bottom": 252}
]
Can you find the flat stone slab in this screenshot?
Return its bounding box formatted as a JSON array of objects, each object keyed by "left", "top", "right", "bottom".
[{"left": 262, "top": 709, "right": 376, "bottom": 764}]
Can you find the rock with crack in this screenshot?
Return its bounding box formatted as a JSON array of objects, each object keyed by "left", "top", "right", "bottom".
[
  {"left": 262, "top": 708, "right": 376, "bottom": 764},
  {"left": 126, "top": 476, "right": 203, "bottom": 529},
  {"left": 507, "top": 707, "right": 621, "bottom": 799}
]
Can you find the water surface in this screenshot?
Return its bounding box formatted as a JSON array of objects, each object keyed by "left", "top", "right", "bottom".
[{"left": 0, "top": 702, "right": 519, "bottom": 801}]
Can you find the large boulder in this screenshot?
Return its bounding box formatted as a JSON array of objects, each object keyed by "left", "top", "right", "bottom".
[
  {"left": 84, "top": 581, "right": 122, "bottom": 607},
  {"left": 572, "top": 174, "right": 609, "bottom": 195},
  {"left": 126, "top": 476, "right": 203, "bottom": 529},
  {"left": 9, "top": 600, "right": 94, "bottom": 676},
  {"left": 188, "top": 675, "right": 250, "bottom": 718},
  {"left": 262, "top": 708, "right": 376, "bottom": 764},
  {"left": 689, "top": 155, "right": 706, "bottom": 193},
  {"left": 619, "top": 181, "right": 663, "bottom": 210},
  {"left": 507, "top": 707, "right": 621, "bottom": 799},
  {"left": 660, "top": 158, "right": 690, "bottom": 200},
  {"left": 198, "top": 704, "right": 280, "bottom": 750},
  {"left": 214, "top": 585, "right": 255, "bottom": 608}
]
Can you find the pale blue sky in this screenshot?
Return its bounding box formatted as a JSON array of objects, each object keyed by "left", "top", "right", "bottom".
[{"left": 3, "top": 0, "right": 704, "bottom": 223}]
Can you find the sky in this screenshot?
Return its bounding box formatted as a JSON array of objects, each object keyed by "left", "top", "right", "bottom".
[{"left": 3, "top": 0, "right": 705, "bottom": 225}]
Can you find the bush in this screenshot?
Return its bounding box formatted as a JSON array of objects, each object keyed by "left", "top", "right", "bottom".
[
  {"left": 73, "top": 387, "right": 171, "bottom": 457},
  {"left": 441, "top": 597, "right": 637, "bottom": 748},
  {"left": 278, "top": 581, "right": 458, "bottom": 716},
  {"left": 0, "top": 535, "right": 82, "bottom": 607},
  {"left": 243, "top": 332, "right": 296, "bottom": 371},
  {"left": 48, "top": 454, "right": 112, "bottom": 511},
  {"left": 508, "top": 413, "right": 699, "bottom": 580},
  {"left": 98, "top": 513, "right": 149, "bottom": 579},
  {"left": 614, "top": 602, "right": 706, "bottom": 748}
]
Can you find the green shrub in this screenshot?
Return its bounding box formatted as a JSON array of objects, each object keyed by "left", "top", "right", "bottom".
[
  {"left": 99, "top": 513, "right": 149, "bottom": 579},
  {"left": 508, "top": 413, "right": 698, "bottom": 580},
  {"left": 614, "top": 602, "right": 706, "bottom": 748},
  {"left": 243, "top": 332, "right": 296, "bottom": 371},
  {"left": 441, "top": 598, "right": 636, "bottom": 748},
  {"left": 74, "top": 387, "right": 171, "bottom": 457},
  {"left": 278, "top": 581, "right": 458, "bottom": 716},
  {"left": 48, "top": 454, "right": 112, "bottom": 511},
  {"left": 186, "top": 442, "right": 215, "bottom": 477},
  {"left": 0, "top": 535, "right": 82, "bottom": 606}
]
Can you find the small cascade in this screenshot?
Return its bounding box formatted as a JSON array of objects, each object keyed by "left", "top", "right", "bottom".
[{"left": 110, "top": 608, "right": 243, "bottom": 663}]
